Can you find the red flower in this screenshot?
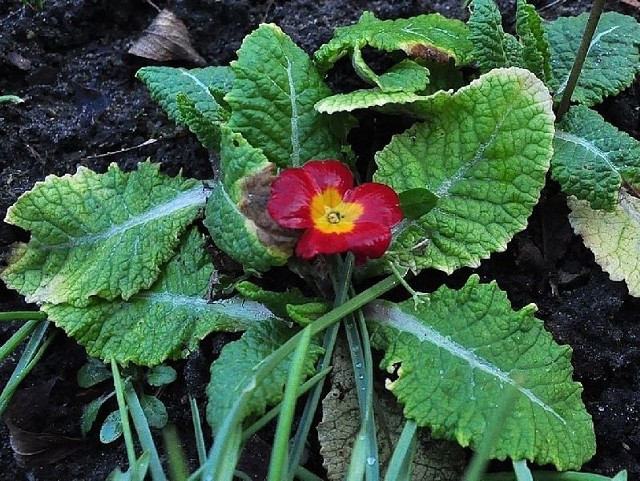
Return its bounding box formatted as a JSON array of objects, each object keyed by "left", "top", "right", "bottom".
[{"left": 267, "top": 160, "right": 402, "bottom": 262}]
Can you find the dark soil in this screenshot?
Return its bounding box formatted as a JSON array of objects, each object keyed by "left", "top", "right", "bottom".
[{"left": 1, "top": 0, "right": 640, "bottom": 480}]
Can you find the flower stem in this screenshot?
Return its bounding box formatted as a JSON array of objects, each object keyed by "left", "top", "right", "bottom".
[
  {"left": 0, "top": 311, "right": 47, "bottom": 322},
  {"left": 555, "top": 0, "right": 606, "bottom": 119}
]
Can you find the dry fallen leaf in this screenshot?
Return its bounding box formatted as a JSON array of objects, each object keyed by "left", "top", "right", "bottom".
[
  {"left": 128, "top": 9, "right": 206, "bottom": 66},
  {"left": 317, "top": 341, "right": 466, "bottom": 480}
]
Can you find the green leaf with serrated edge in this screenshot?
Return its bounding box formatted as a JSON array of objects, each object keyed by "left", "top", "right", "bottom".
[
  {"left": 352, "top": 51, "right": 430, "bottom": 93},
  {"left": 204, "top": 127, "right": 299, "bottom": 270},
  {"left": 364, "top": 275, "right": 595, "bottom": 470},
  {"left": 136, "top": 66, "right": 233, "bottom": 125},
  {"left": 316, "top": 90, "right": 426, "bottom": 114},
  {"left": 552, "top": 105, "right": 640, "bottom": 211},
  {"left": 140, "top": 394, "right": 168, "bottom": 429},
  {"left": 569, "top": 193, "right": 640, "bottom": 297},
  {"left": 286, "top": 302, "right": 329, "bottom": 327},
  {"left": 226, "top": 24, "right": 346, "bottom": 169},
  {"left": 515, "top": 0, "right": 550, "bottom": 81},
  {"left": 468, "top": 0, "right": 549, "bottom": 79},
  {"left": 206, "top": 318, "right": 323, "bottom": 432},
  {"left": 546, "top": 12, "right": 640, "bottom": 105},
  {"left": 468, "top": 0, "right": 514, "bottom": 73},
  {"left": 2, "top": 162, "right": 205, "bottom": 307},
  {"left": 234, "top": 280, "right": 327, "bottom": 321},
  {"left": 315, "top": 11, "right": 473, "bottom": 73},
  {"left": 374, "top": 68, "right": 554, "bottom": 274},
  {"left": 43, "top": 229, "right": 275, "bottom": 366},
  {"left": 175, "top": 93, "right": 223, "bottom": 150}
]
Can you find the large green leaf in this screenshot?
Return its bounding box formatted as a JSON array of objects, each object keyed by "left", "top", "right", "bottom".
[
  {"left": 568, "top": 193, "right": 640, "bottom": 297},
  {"left": 43, "top": 229, "right": 275, "bottom": 365},
  {"left": 206, "top": 318, "right": 323, "bottom": 432},
  {"left": 226, "top": 24, "right": 346, "bottom": 169},
  {"left": 203, "top": 126, "right": 299, "bottom": 271},
  {"left": 364, "top": 275, "right": 595, "bottom": 470},
  {"left": 546, "top": 12, "right": 640, "bottom": 105},
  {"left": 137, "top": 66, "right": 233, "bottom": 149},
  {"left": 552, "top": 105, "right": 640, "bottom": 211},
  {"left": 2, "top": 162, "right": 205, "bottom": 307},
  {"left": 374, "top": 67, "right": 554, "bottom": 273},
  {"left": 314, "top": 11, "right": 473, "bottom": 73}
]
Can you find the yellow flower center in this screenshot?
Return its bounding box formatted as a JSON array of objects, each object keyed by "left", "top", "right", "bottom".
[{"left": 310, "top": 187, "right": 363, "bottom": 234}]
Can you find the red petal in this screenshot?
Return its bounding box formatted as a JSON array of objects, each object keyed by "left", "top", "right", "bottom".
[
  {"left": 344, "top": 183, "right": 402, "bottom": 227},
  {"left": 295, "top": 222, "right": 392, "bottom": 261},
  {"left": 342, "top": 222, "right": 393, "bottom": 260},
  {"left": 267, "top": 168, "right": 318, "bottom": 229},
  {"left": 301, "top": 160, "right": 353, "bottom": 195}
]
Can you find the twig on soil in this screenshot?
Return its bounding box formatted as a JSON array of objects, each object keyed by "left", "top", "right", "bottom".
[{"left": 81, "top": 138, "right": 161, "bottom": 161}]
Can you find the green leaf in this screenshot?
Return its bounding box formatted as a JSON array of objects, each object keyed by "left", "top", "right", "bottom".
[
  {"left": 468, "top": 0, "right": 550, "bottom": 80},
  {"left": 139, "top": 394, "right": 168, "bottom": 429},
  {"left": 374, "top": 67, "right": 554, "bottom": 273},
  {"left": 146, "top": 365, "right": 177, "bottom": 387},
  {"left": 81, "top": 392, "right": 114, "bottom": 436},
  {"left": 315, "top": 11, "right": 473, "bottom": 73},
  {"left": 515, "top": 0, "right": 550, "bottom": 81},
  {"left": 316, "top": 89, "right": 425, "bottom": 114},
  {"left": 204, "top": 126, "right": 300, "bottom": 270},
  {"left": 206, "top": 318, "right": 323, "bottom": 432},
  {"left": 77, "top": 358, "right": 112, "bottom": 388},
  {"left": 137, "top": 66, "right": 233, "bottom": 149},
  {"left": 364, "top": 275, "right": 595, "bottom": 470},
  {"left": 546, "top": 12, "right": 640, "bottom": 105},
  {"left": 552, "top": 105, "right": 640, "bottom": 211},
  {"left": 468, "top": 0, "right": 517, "bottom": 72},
  {"left": 42, "top": 228, "right": 275, "bottom": 366},
  {"left": 352, "top": 54, "right": 430, "bottom": 93},
  {"left": 234, "top": 280, "right": 328, "bottom": 322},
  {"left": 226, "top": 24, "right": 346, "bottom": 168},
  {"left": 568, "top": 192, "right": 640, "bottom": 297},
  {"left": 2, "top": 162, "right": 205, "bottom": 307},
  {"left": 399, "top": 188, "right": 439, "bottom": 220},
  {"left": 100, "top": 410, "right": 123, "bottom": 444}
]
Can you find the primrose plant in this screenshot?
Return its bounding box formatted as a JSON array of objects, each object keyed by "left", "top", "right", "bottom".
[{"left": 2, "top": 0, "right": 639, "bottom": 479}]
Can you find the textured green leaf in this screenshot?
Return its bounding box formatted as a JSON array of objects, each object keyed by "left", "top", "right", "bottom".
[
  {"left": 316, "top": 89, "right": 426, "bottom": 114},
  {"left": 77, "top": 358, "right": 112, "bottom": 388},
  {"left": 552, "top": 106, "right": 640, "bottom": 211},
  {"left": 137, "top": 66, "right": 232, "bottom": 150},
  {"left": 234, "top": 280, "right": 327, "bottom": 321},
  {"left": 351, "top": 53, "right": 430, "bottom": 93},
  {"left": 42, "top": 229, "right": 275, "bottom": 366},
  {"left": 203, "top": 126, "right": 299, "bottom": 270},
  {"left": 364, "top": 275, "right": 595, "bottom": 470},
  {"left": 468, "top": 0, "right": 549, "bottom": 79},
  {"left": 206, "top": 318, "right": 323, "bottom": 432},
  {"left": 315, "top": 11, "right": 473, "bottom": 73},
  {"left": 468, "top": 0, "right": 517, "bottom": 72},
  {"left": 226, "top": 24, "right": 346, "bottom": 168},
  {"left": 140, "top": 394, "right": 168, "bottom": 429},
  {"left": 546, "top": 12, "right": 640, "bottom": 105},
  {"left": 515, "top": 0, "right": 550, "bottom": 81},
  {"left": 374, "top": 67, "right": 554, "bottom": 273},
  {"left": 2, "top": 162, "right": 205, "bottom": 307},
  {"left": 569, "top": 193, "right": 640, "bottom": 297}
]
